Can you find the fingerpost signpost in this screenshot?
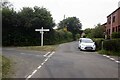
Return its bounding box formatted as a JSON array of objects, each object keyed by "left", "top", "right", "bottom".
[{"left": 35, "top": 27, "right": 49, "bottom": 46}]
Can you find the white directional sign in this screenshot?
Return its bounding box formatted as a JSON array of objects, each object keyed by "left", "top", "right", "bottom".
[
  {"left": 35, "top": 27, "right": 50, "bottom": 46},
  {"left": 35, "top": 29, "right": 49, "bottom": 32}
]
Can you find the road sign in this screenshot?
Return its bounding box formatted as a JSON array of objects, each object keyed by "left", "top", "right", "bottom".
[{"left": 35, "top": 27, "right": 50, "bottom": 46}]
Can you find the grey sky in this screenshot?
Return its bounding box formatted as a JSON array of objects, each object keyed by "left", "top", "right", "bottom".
[{"left": 10, "top": 0, "right": 119, "bottom": 30}]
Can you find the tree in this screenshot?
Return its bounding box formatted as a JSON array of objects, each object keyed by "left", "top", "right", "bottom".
[
  {"left": 84, "top": 28, "right": 94, "bottom": 38},
  {"left": 92, "top": 24, "right": 105, "bottom": 38},
  {"left": 84, "top": 24, "right": 105, "bottom": 38},
  {"left": 2, "top": 5, "right": 18, "bottom": 46},
  {"left": 2, "top": 5, "right": 56, "bottom": 46},
  {"left": 2, "top": 0, "right": 13, "bottom": 8},
  {"left": 84, "top": 28, "right": 93, "bottom": 34},
  {"left": 58, "top": 17, "right": 82, "bottom": 40}
]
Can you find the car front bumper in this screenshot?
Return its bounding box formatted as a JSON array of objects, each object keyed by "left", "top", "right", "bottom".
[{"left": 80, "top": 46, "right": 96, "bottom": 50}]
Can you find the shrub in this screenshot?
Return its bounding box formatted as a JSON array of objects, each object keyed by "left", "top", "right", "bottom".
[
  {"left": 53, "top": 30, "right": 73, "bottom": 44},
  {"left": 103, "top": 39, "right": 120, "bottom": 52},
  {"left": 75, "top": 34, "right": 81, "bottom": 40},
  {"left": 93, "top": 38, "right": 104, "bottom": 50},
  {"left": 112, "top": 32, "right": 120, "bottom": 39}
]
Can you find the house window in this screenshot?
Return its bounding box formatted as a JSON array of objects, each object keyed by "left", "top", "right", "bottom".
[
  {"left": 112, "top": 16, "right": 115, "bottom": 22},
  {"left": 109, "top": 29, "right": 110, "bottom": 34},
  {"left": 116, "top": 27, "right": 117, "bottom": 32},
  {"left": 112, "top": 27, "right": 115, "bottom": 32},
  {"left": 118, "top": 26, "right": 120, "bottom": 32},
  {"left": 107, "top": 17, "right": 111, "bottom": 24}
]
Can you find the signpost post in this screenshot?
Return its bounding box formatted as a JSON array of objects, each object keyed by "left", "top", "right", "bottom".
[{"left": 35, "top": 27, "right": 49, "bottom": 46}]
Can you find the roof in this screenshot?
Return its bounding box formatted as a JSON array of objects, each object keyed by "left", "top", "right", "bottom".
[{"left": 107, "top": 7, "right": 120, "bottom": 17}]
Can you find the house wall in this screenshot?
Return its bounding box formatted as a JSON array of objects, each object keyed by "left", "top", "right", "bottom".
[{"left": 106, "top": 8, "right": 120, "bottom": 37}]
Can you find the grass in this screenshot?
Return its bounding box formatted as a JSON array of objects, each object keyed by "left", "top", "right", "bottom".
[
  {"left": 0, "top": 55, "right": 11, "bottom": 78},
  {"left": 17, "top": 45, "right": 58, "bottom": 52},
  {"left": 98, "top": 50, "right": 120, "bottom": 56}
]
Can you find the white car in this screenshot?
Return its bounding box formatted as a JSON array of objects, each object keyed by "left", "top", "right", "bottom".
[{"left": 78, "top": 38, "right": 96, "bottom": 51}]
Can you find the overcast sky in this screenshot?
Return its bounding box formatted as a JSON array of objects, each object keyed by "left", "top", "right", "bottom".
[{"left": 9, "top": 0, "right": 119, "bottom": 30}]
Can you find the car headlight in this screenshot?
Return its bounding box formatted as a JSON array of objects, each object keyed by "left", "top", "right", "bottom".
[{"left": 93, "top": 44, "right": 95, "bottom": 47}]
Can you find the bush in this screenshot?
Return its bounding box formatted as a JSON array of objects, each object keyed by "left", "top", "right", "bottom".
[
  {"left": 99, "top": 50, "right": 120, "bottom": 56},
  {"left": 103, "top": 39, "right": 120, "bottom": 52},
  {"left": 112, "top": 32, "right": 120, "bottom": 39},
  {"left": 53, "top": 30, "right": 73, "bottom": 44},
  {"left": 75, "top": 34, "right": 81, "bottom": 40},
  {"left": 93, "top": 38, "right": 104, "bottom": 50}
]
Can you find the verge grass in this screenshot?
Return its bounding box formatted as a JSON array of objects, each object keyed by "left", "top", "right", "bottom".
[
  {"left": 0, "top": 55, "right": 11, "bottom": 78},
  {"left": 17, "top": 45, "right": 58, "bottom": 52},
  {"left": 98, "top": 50, "right": 120, "bottom": 56}
]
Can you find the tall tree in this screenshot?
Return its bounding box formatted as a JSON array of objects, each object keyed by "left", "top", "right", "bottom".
[
  {"left": 92, "top": 24, "right": 105, "bottom": 38},
  {"left": 2, "top": 0, "right": 13, "bottom": 8},
  {"left": 58, "top": 17, "right": 82, "bottom": 40}
]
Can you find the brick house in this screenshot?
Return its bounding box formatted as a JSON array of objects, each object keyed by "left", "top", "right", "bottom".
[{"left": 106, "top": 7, "right": 120, "bottom": 37}]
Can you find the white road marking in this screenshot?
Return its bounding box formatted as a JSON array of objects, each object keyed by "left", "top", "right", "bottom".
[
  {"left": 48, "top": 52, "right": 55, "bottom": 58},
  {"left": 43, "top": 52, "right": 50, "bottom": 57},
  {"left": 44, "top": 58, "right": 48, "bottom": 62},
  {"left": 26, "top": 75, "right": 32, "bottom": 79},
  {"left": 106, "top": 56, "right": 110, "bottom": 58},
  {"left": 31, "top": 70, "right": 37, "bottom": 75},
  {"left": 26, "top": 51, "right": 55, "bottom": 80},
  {"left": 103, "top": 55, "right": 106, "bottom": 57},
  {"left": 41, "top": 61, "right": 45, "bottom": 66},
  {"left": 103, "top": 55, "right": 119, "bottom": 64},
  {"left": 109, "top": 58, "right": 115, "bottom": 61},
  {"left": 21, "top": 53, "right": 25, "bottom": 54},
  {"left": 115, "top": 61, "right": 120, "bottom": 63},
  {"left": 37, "top": 65, "right": 42, "bottom": 69}
]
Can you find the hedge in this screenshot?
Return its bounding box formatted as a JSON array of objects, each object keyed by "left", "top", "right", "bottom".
[
  {"left": 93, "top": 38, "right": 104, "bottom": 50},
  {"left": 112, "top": 32, "right": 120, "bottom": 39},
  {"left": 103, "top": 39, "right": 120, "bottom": 52}
]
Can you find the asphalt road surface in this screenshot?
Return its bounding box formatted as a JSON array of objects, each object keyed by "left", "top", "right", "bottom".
[{"left": 2, "top": 41, "right": 119, "bottom": 79}]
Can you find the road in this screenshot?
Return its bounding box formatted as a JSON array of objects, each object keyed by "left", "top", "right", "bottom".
[{"left": 2, "top": 41, "right": 119, "bottom": 79}]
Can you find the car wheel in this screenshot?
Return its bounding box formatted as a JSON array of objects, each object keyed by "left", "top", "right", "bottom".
[{"left": 80, "top": 47, "right": 82, "bottom": 51}]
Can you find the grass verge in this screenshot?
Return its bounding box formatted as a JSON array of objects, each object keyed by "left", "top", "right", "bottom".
[
  {"left": 17, "top": 45, "right": 58, "bottom": 52},
  {"left": 98, "top": 50, "right": 120, "bottom": 56},
  {"left": 0, "top": 55, "right": 11, "bottom": 78}
]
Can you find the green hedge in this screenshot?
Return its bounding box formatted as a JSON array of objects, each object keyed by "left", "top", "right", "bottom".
[
  {"left": 112, "top": 32, "right": 120, "bottom": 39},
  {"left": 103, "top": 39, "right": 120, "bottom": 52},
  {"left": 93, "top": 38, "right": 104, "bottom": 50}
]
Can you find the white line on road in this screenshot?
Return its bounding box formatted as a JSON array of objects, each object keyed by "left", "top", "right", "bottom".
[
  {"left": 43, "top": 52, "right": 50, "bottom": 57},
  {"left": 48, "top": 51, "right": 55, "bottom": 58},
  {"left": 103, "top": 55, "right": 119, "bottom": 64},
  {"left": 109, "top": 58, "right": 115, "bottom": 61},
  {"left": 106, "top": 56, "right": 110, "bottom": 58},
  {"left": 31, "top": 70, "right": 37, "bottom": 75},
  {"left": 115, "top": 61, "right": 120, "bottom": 63},
  {"left": 26, "top": 51, "right": 55, "bottom": 80},
  {"left": 37, "top": 65, "right": 42, "bottom": 69},
  {"left": 21, "top": 53, "right": 25, "bottom": 55},
  {"left": 103, "top": 55, "right": 107, "bottom": 57}
]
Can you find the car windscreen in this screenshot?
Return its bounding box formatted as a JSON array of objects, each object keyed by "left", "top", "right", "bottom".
[{"left": 81, "top": 39, "right": 93, "bottom": 43}]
